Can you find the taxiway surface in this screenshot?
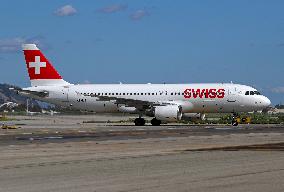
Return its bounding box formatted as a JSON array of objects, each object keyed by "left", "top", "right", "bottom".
[{"left": 0, "top": 115, "right": 283, "bottom": 192}]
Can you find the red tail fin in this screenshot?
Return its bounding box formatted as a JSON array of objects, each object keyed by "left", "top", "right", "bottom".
[{"left": 22, "top": 44, "right": 70, "bottom": 86}]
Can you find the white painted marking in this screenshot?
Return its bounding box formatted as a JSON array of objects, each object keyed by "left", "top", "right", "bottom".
[
  {"left": 29, "top": 56, "right": 46, "bottom": 74},
  {"left": 214, "top": 127, "right": 233, "bottom": 130},
  {"left": 44, "top": 136, "right": 63, "bottom": 139},
  {"left": 21, "top": 133, "right": 33, "bottom": 135}
]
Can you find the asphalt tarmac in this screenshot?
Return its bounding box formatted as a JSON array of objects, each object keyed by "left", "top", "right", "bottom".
[{"left": 0, "top": 115, "right": 283, "bottom": 192}]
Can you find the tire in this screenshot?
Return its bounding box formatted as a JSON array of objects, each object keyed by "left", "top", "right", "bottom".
[
  {"left": 151, "top": 118, "right": 161, "bottom": 126},
  {"left": 134, "top": 118, "right": 145, "bottom": 126}
]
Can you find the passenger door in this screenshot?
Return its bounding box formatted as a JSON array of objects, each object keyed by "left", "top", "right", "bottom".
[
  {"left": 227, "top": 87, "right": 238, "bottom": 103},
  {"left": 61, "top": 86, "right": 69, "bottom": 103}
]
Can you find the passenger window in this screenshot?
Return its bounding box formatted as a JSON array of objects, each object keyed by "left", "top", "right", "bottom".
[
  {"left": 171, "top": 93, "right": 173, "bottom": 95},
  {"left": 123, "top": 93, "right": 125, "bottom": 95},
  {"left": 134, "top": 93, "right": 136, "bottom": 95},
  {"left": 130, "top": 93, "right": 132, "bottom": 95},
  {"left": 152, "top": 93, "right": 154, "bottom": 95},
  {"left": 141, "top": 93, "right": 143, "bottom": 95}
]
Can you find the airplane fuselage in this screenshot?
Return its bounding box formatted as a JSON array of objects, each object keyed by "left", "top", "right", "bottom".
[
  {"left": 24, "top": 83, "right": 271, "bottom": 114},
  {"left": 19, "top": 44, "right": 272, "bottom": 125}
]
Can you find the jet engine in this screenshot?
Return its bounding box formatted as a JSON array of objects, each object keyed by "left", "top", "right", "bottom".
[
  {"left": 182, "top": 113, "right": 205, "bottom": 122},
  {"left": 154, "top": 105, "right": 182, "bottom": 122}
]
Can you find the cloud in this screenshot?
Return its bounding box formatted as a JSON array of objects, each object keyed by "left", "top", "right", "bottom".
[
  {"left": 0, "top": 37, "right": 25, "bottom": 53},
  {"left": 276, "top": 43, "right": 284, "bottom": 47},
  {"left": 99, "top": 4, "right": 127, "bottom": 14},
  {"left": 130, "top": 9, "right": 148, "bottom": 21},
  {"left": 271, "top": 87, "right": 284, "bottom": 93},
  {"left": 55, "top": 5, "right": 77, "bottom": 16},
  {"left": 0, "top": 36, "right": 49, "bottom": 53}
]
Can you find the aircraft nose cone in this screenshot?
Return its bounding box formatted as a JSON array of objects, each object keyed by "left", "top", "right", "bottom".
[{"left": 263, "top": 97, "right": 271, "bottom": 107}]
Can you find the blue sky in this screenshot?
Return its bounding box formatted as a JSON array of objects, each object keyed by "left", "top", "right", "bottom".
[{"left": 0, "top": 0, "right": 283, "bottom": 104}]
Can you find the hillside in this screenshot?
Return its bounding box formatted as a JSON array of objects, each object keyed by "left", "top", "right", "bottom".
[{"left": 0, "top": 83, "right": 41, "bottom": 111}]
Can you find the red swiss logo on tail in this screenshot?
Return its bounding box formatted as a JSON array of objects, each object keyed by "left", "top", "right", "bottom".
[{"left": 23, "top": 46, "right": 62, "bottom": 80}]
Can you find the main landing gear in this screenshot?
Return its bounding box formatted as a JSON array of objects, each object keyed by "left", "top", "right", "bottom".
[
  {"left": 134, "top": 118, "right": 145, "bottom": 126},
  {"left": 151, "top": 118, "right": 161, "bottom": 126},
  {"left": 134, "top": 117, "right": 162, "bottom": 126}
]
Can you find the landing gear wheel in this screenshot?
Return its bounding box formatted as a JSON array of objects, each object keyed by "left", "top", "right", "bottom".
[
  {"left": 151, "top": 118, "right": 161, "bottom": 126},
  {"left": 134, "top": 118, "right": 145, "bottom": 126}
]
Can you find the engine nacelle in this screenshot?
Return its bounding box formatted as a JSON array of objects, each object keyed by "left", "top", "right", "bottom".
[
  {"left": 182, "top": 113, "right": 205, "bottom": 122},
  {"left": 154, "top": 105, "right": 182, "bottom": 122}
]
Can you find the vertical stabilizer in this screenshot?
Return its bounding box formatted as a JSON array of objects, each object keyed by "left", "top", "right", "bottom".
[{"left": 22, "top": 44, "right": 70, "bottom": 87}]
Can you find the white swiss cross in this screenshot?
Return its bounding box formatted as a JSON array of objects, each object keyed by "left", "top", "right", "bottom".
[{"left": 29, "top": 56, "right": 46, "bottom": 75}]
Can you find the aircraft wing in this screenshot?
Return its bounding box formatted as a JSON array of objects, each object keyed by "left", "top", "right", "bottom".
[
  {"left": 9, "top": 87, "right": 49, "bottom": 98},
  {"left": 83, "top": 93, "right": 170, "bottom": 110}
]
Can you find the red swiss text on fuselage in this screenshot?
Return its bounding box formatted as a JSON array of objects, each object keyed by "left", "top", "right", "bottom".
[{"left": 183, "top": 88, "right": 225, "bottom": 99}]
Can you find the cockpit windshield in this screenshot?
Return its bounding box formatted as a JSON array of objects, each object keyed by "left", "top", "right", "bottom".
[{"left": 245, "top": 91, "right": 261, "bottom": 95}]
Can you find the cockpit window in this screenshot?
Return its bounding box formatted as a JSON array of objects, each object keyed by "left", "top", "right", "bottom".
[{"left": 246, "top": 90, "right": 261, "bottom": 95}]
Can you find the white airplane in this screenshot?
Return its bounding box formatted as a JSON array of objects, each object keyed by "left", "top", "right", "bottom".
[{"left": 13, "top": 44, "right": 271, "bottom": 126}]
